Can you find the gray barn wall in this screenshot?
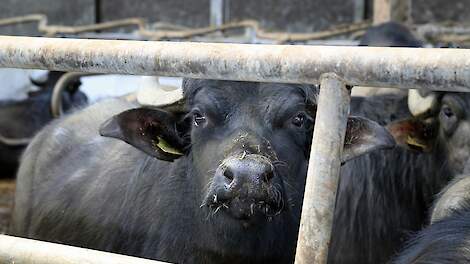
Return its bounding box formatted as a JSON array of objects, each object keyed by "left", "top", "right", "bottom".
[
  {"left": 100, "top": 0, "right": 210, "bottom": 28},
  {"left": 0, "top": 0, "right": 468, "bottom": 36},
  {"left": 412, "top": 0, "right": 470, "bottom": 24},
  {"left": 229, "top": 0, "right": 355, "bottom": 32},
  {"left": 0, "top": 0, "right": 95, "bottom": 36}
]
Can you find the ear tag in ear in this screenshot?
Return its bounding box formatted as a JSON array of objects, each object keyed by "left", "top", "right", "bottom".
[
  {"left": 152, "top": 136, "right": 183, "bottom": 156},
  {"left": 100, "top": 107, "right": 189, "bottom": 162},
  {"left": 387, "top": 117, "right": 437, "bottom": 152},
  {"left": 405, "top": 135, "right": 429, "bottom": 151}
]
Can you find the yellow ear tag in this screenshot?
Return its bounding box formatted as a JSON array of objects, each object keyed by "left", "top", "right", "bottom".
[
  {"left": 406, "top": 135, "right": 428, "bottom": 151},
  {"left": 155, "top": 136, "right": 183, "bottom": 156}
]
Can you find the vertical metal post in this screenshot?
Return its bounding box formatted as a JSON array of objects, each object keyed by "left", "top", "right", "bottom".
[
  {"left": 354, "top": 0, "right": 366, "bottom": 22},
  {"left": 294, "top": 73, "right": 351, "bottom": 264},
  {"left": 210, "top": 0, "right": 229, "bottom": 27}
]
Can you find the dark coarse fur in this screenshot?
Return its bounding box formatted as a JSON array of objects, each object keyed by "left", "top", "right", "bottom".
[
  {"left": 326, "top": 22, "right": 441, "bottom": 264},
  {"left": 9, "top": 77, "right": 402, "bottom": 264},
  {"left": 329, "top": 94, "right": 452, "bottom": 264},
  {"left": 0, "top": 71, "right": 87, "bottom": 176},
  {"left": 10, "top": 76, "right": 455, "bottom": 264},
  {"left": 393, "top": 197, "right": 470, "bottom": 263},
  {"left": 10, "top": 81, "right": 321, "bottom": 263},
  {"left": 360, "top": 91, "right": 470, "bottom": 264}
]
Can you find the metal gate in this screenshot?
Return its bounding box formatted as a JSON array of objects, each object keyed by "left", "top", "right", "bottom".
[{"left": 0, "top": 36, "right": 469, "bottom": 264}]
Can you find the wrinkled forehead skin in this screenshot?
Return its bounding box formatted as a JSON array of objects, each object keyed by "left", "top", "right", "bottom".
[{"left": 182, "top": 78, "right": 319, "bottom": 107}]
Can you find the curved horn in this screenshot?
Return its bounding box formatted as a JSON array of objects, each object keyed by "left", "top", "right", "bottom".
[
  {"left": 29, "top": 70, "right": 49, "bottom": 87},
  {"left": 408, "top": 89, "right": 438, "bottom": 117},
  {"left": 137, "top": 76, "right": 183, "bottom": 107}
]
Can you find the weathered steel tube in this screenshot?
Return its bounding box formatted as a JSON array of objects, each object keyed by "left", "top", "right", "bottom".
[
  {"left": 294, "top": 73, "right": 351, "bottom": 264},
  {"left": 0, "top": 36, "right": 470, "bottom": 91},
  {"left": 0, "top": 235, "right": 167, "bottom": 264}
]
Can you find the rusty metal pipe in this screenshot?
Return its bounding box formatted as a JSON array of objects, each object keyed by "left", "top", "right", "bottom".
[
  {"left": 0, "top": 235, "right": 168, "bottom": 264},
  {"left": 0, "top": 36, "right": 470, "bottom": 91},
  {"left": 295, "top": 73, "right": 351, "bottom": 264}
]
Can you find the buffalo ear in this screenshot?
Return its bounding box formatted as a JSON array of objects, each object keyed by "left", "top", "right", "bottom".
[
  {"left": 386, "top": 117, "right": 438, "bottom": 152},
  {"left": 99, "top": 107, "right": 189, "bottom": 162},
  {"left": 341, "top": 116, "right": 396, "bottom": 163}
]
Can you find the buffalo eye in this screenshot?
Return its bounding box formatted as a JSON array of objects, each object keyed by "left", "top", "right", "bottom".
[
  {"left": 291, "top": 112, "right": 313, "bottom": 130},
  {"left": 193, "top": 110, "right": 206, "bottom": 127},
  {"left": 442, "top": 105, "right": 454, "bottom": 118},
  {"left": 439, "top": 103, "right": 459, "bottom": 135}
]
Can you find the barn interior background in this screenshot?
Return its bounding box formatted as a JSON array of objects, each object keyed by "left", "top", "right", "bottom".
[
  {"left": 1, "top": 0, "right": 469, "bottom": 36},
  {"left": 0, "top": 0, "right": 469, "bottom": 248}
]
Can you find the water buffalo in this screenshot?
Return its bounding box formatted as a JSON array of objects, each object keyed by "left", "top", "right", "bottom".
[
  {"left": 10, "top": 79, "right": 394, "bottom": 263},
  {"left": 0, "top": 71, "right": 87, "bottom": 176},
  {"left": 359, "top": 22, "right": 423, "bottom": 48},
  {"left": 330, "top": 91, "right": 470, "bottom": 264},
  {"left": 388, "top": 92, "right": 470, "bottom": 264},
  {"left": 327, "top": 23, "right": 441, "bottom": 264},
  {"left": 328, "top": 93, "right": 452, "bottom": 263},
  {"left": 391, "top": 174, "right": 470, "bottom": 264}
]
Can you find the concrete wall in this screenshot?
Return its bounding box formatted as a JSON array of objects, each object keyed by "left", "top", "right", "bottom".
[
  {"left": 100, "top": 0, "right": 210, "bottom": 28},
  {"left": 0, "top": 0, "right": 95, "bottom": 36},
  {"left": 0, "top": 0, "right": 357, "bottom": 35},
  {"left": 229, "top": 0, "right": 355, "bottom": 32},
  {"left": 412, "top": 0, "right": 470, "bottom": 24},
  {"left": 100, "top": 0, "right": 357, "bottom": 32},
  {"left": 0, "top": 0, "right": 467, "bottom": 36}
]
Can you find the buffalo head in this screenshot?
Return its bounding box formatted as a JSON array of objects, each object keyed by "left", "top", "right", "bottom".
[
  {"left": 394, "top": 91, "right": 470, "bottom": 175},
  {"left": 100, "top": 79, "right": 394, "bottom": 227}
]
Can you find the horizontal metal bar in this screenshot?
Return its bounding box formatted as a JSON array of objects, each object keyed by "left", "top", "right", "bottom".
[
  {"left": 0, "top": 36, "right": 469, "bottom": 91},
  {"left": 0, "top": 235, "right": 167, "bottom": 264}
]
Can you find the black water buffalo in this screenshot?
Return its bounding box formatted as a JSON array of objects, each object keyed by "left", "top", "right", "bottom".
[
  {"left": 393, "top": 175, "right": 470, "bottom": 264},
  {"left": 10, "top": 79, "right": 394, "bottom": 263},
  {"left": 328, "top": 93, "right": 452, "bottom": 264},
  {"left": 331, "top": 91, "right": 470, "bottom": 264},
  {"left": 327, "top": 23, "right": 437, "bottom": 264},
  {"left": 387, "top": 92, "right": 470, "bottom": 264},
  {"left": 359, "top": 22, "right": 422, "bottom": 47},
  {"left": 0, "top": 71, "right": 87, "bottom": 176}
]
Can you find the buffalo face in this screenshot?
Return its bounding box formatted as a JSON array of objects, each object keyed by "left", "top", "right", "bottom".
[
  {"left": 395, "top": 92, "right": 470, "bottom": 175},
  {"left": 188, "top": 81, "right": 316, "bottom": 223},
  {"left": 100, "top": 79, "right": 394, "bottom": 227}
]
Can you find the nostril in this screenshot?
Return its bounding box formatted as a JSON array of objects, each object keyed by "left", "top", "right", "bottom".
[
  {"left": 262, "top": 170, "right": 274, "bottom": 183},
  {"left": 223, "top": 168, "right": 234, "bottom": 181}
]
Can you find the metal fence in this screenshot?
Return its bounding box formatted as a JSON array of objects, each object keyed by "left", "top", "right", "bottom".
[
  {"left": 0, "top": 234, "right": 166, "bottom": 264},
  {"left": 0, "top": 36, "right": 469, "bottom": 263}
]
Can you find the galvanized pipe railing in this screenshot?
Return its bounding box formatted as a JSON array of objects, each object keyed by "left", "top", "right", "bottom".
[
  {"left": 0, "top": 36, "right": 469, "bottom": 91},
  {"left": 0, "top": 234, "right": 167, "bottom": 264},
  {"left": 295, "top": 73, "right": 351, "bottom": 263},
  {"left": 1, "top": 36, "right": 470, "bottom": 264}
]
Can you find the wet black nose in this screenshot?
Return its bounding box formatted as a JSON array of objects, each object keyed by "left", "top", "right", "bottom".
[
  {"left": 206, "top": 154, "right": 281, "bottom": 219},
  {"left": 223, "top": 156, "right": 274, "bottom": 184}
]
